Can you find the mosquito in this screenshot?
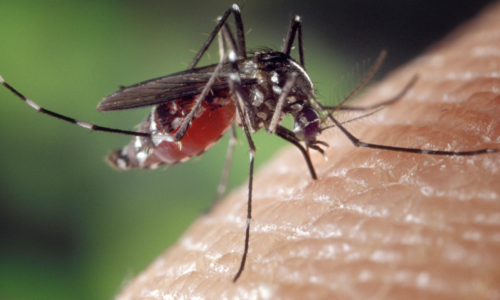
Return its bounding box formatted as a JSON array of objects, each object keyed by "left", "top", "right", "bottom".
[{"left": 1, "top": 4, "right": 497, "bottom": 282}]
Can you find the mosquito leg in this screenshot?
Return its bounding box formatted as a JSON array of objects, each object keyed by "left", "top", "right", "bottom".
[
  {"left": 275, "top": 126, "right": 318, "bottom": 180},
  {"left": 189, "top": 4, "right": 246, "bottom": 70},
  {"left": 189, "top": 7, "right": 231, "bottom": 69},
  {"left": 308, "top": 92, "right": 499, "bottom": 156},
  {"left": 282, "top": 15, "right": 305, "bottom": 68},
  {"left": 230, "top": 104, "right": 255, "bottom": 282},
  {"left": 177, "top": 6, "right": 246, "bottom": 142},
  {"left": 208, "top": 124, "right": 237, "bottom": 211},
  {"left": 173, "top": 55, "right": 227, "bottom": 142},
  {"left": 204, "top": 28, "right": 237, "bottom": 209},
  {"left": 268, "top": 73, "right": 297, "bottom": 134},
  {"left": 231, "top": 117, "right": 255, "bottom": 282},
  {"left": 231, "top": 4, "right": 247, "bottom": 60},
  {"left": 229, "top": 110, "right": 254, "bottom": 284},
  {"left": 220, "top": 20, "right": 237, "bottom": 54},
  {"left": 224, "top": 48, "right": 258, "bottom": 282},
  {"left": 217, "top": 23, "right": 226, "bottom": 61},
  {"left": 282, "top": 15, "right": 300, "bottom": 55},
  {"left": 0, "top": 75, "right": 155, "bottom": 139},
  {"left": 227, "top": 50, "right": 258, "bottom": 131},
  {"left": 297, "top": 17, "right": 305, "bottom": 68},
  {"left": 174, "top": 9, "right": 240, "bottom": 143},
  {"left": 217, "top": 18, "right": 238, "bottom": 63}
]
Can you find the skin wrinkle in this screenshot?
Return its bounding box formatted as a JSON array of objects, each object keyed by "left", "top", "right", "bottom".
[{"left": 117, "top": 3, "right": 500, "bottom": 300}]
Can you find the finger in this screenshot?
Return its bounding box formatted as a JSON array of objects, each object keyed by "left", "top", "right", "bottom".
[{"left": 117, "top": 3, "right": 500, "bottom": 299}]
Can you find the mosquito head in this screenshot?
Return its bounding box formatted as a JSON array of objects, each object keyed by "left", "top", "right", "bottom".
[{"left": 294, "top": 105, "right": 321, "bottom": 143}]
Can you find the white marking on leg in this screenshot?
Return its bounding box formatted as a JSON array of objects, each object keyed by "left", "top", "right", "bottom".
[
  {"left": 232, "top": 4, "right": 240, "bottom": 11},
  {"left": 76, "top": 121, "right": 93, "bottom": 129},
  {"left": 0, "top": 75, "right": 4, "bottom": 83},
  {"left": 26, "top": 99, "right": 41, "bottom": 111},
  {"left": 230, "top": 73, "right": 239, "bottom": 82},
  {"left": 228, "top": 50, "right": 237, "bottom": 62}
]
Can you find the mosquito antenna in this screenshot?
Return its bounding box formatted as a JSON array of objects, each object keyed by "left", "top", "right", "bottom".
[
  {"left": 324, "top": 74, "right": 418, "bottom": 111},
  {"left": 320, "top": 74, "right": 418, "bottom": 130},
  {"left": 327, "top": 50, "right": 387, "bottom": 114},
  {"left": 321, "top": 106, "right": 386, "bottom": 132}
]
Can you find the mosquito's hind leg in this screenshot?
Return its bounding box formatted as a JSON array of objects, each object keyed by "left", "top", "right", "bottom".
[{"left": 0, "top": 75, "right": 152, "bottom": 139}]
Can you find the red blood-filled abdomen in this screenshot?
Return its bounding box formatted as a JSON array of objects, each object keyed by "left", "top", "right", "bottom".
[
  {"left": 107, "top": 91, "right": 236, "bottom": 170},
  {"left": 145, "top": 91, "right": 236, "bottom": 165}
]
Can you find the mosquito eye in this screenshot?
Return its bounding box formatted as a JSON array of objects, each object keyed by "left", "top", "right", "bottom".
[{"left": 294, "top": 106, "right": 321, "bottom": 142}]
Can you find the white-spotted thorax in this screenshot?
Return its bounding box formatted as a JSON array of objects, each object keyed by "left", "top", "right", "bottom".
[{"left": 238, "top": 50, "right": 315, "bottom": 132}]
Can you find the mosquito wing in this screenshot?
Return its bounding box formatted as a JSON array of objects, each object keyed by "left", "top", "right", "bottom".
[{"left": 97, "top": 62, "right": 257, "bottom": 112}]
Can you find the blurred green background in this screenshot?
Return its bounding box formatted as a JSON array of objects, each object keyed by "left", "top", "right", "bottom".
[{"left": 0, "top": 1, "right": 494, "bottom": 299}]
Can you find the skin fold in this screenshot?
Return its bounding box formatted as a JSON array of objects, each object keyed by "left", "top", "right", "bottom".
[{"left": 116, "top": 3, "right": 500, "bottom": 300}]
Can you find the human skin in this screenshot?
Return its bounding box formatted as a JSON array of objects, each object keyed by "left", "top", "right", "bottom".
[{"left": 116, "top": 3, "right": 500, "bottom": 300}]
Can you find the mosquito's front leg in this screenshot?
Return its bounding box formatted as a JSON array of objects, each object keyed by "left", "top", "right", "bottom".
[
  {"left": 173, "top": 56, "right": 226, "bottom": 142},
  {"left": 282, "top": 15, "right": 305, "bottom": 68},
  {"left": 267, "top": 73, "right": 298, "bottom": 134},
  {"left": 275, "top": 125, "right": 318, "bottom": 180},
  {"left": 189, "top": 4, "right": 246, "bottom": 70},
  {"left": 175, "top": 4, "right": 249, "bottom": 142}
]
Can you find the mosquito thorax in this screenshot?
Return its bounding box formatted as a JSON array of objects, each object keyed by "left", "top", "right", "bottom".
[
  {"left": 242, "top": 51, "right": 315, "bottom": 130},
  {"left": 252, "top": 51, "right": 314, "bottom": 99}
]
